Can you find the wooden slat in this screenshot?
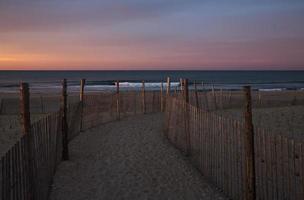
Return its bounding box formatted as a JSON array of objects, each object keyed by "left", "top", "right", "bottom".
[
  {"left": 270, "top": 134, "right": 278, "bottom": 199},
  {"left": 282, "top": 137, "right": 289, "bottom": 199},
  {"left": 288, "top": 139, "right": 295, "bottom": 199},
  {"left": 301, "top": 143, "right": 304, "bottom": 200},
  {"left": 294, "top": 141, "right": 303, "bottom": 199},
  {"left": 276, "top": 135, "right": 284, "bottom": 200}
]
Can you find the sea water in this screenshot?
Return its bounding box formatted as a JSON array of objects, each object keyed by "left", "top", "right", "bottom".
[{"left": 0, "top": 70, "right": 304, "bottom": 93}]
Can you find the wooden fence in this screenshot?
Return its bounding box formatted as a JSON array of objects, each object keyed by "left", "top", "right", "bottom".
[
  {"left": 164, "top": 95, "right": 304, "bottom": 200},
  {"left": 1, "top": 78, "right": 303, "bottom": 200},
  {"left": 187, "top": 90, "right": 304, "bottom": 111},
  {"left": 83, "top": 91, "right": 162, "bottom": 130},
  {"left": 0, "top": 96, "right": 79, "bottom": 115},
  {"left": 1, "top": 111, "right": 62, "bottom": 200},
  {"left": 0, "top": 99, "right": 83, "bottom": 200},
  {"left": 0, "top": 81, "right": 164, "bottom": 200}
]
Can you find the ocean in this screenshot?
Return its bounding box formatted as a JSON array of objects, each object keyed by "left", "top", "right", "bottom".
[{"left": 0, "top": 70, "right": 304, "bottom": 93}]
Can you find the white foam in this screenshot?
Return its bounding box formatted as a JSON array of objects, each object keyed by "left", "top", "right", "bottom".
[
  {"left": 258, "top": 88, "right": 284, "bottom": 92},
  {"left": 117, "top": 82, "right": 180, "bottom": 88}
]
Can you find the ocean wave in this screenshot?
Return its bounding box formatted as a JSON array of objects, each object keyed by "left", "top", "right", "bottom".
[
  {"left": 117, "top": 82, "right": 180, "bottom": 87},
  {"left": 2, "top": 80, "right": 304, "bottom": 93},
  {"left": 258, "top": 88, "right": 285, "bottom": 91}
]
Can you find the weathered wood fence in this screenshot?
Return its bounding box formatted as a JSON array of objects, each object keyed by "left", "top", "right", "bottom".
[
  {"left": 0, "top": 96, "right": 80, "bottom": 115},
  {"left": 0, "top": 81, "right": 82, "bottom": 200},
  {"left": 164, "top": 85, "right": 304, "bottom": 200},
  {"left": 187, "top": 90, "right": 304, "bottom": 111},
  {"left": 1, "top": 77, "right": 303, "bottom": 200},
  {"left": 83, "top": 91, "right": 162, "bottom": 130},
  {"left": 0, "top": 79, "right": 165, "bottom": 200}
]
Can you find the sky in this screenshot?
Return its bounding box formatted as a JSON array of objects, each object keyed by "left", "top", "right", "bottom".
[{"left": 0, "top": 0, "right": 304, "bottom": 70}]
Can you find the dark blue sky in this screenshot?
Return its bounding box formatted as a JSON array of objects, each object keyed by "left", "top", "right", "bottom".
[{"left": 0, "top": 0, "right": 304, "bottom": 69}]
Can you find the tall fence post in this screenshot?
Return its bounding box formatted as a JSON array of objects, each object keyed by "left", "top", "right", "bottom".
[
  {"left": 184, "top": 79, "right": 189, "bottom": 103},
  {"left": 116, "top": 80, "right": 120, "bottom": 120},
  {"left": 220, "top": 88, "right": 223, "bottom": 109},
  {"left": 160, "top": 82, "right": 163, "bottom": 112},
  {"left": 61, "top": 79, "right": 69, "bottom": 161},
  {"left": 20, "top": 82, "right": 35, "bottom": 199},
  {"left": 165, "top": 77, "right": 171, "bottom": 110},
  {"left": 166, "top": 77, "right": 171, "bottom": 96},
  {"left": 258, "top": 91, "right": 262, "bottom": 106},
  {"left": 243, "top": 86, "right": 256, "bottom": 200},
  {"left": 194, "top": 80, "right": 199, "bottom": 109},
  {"left": 80, "top": 79, "right": 85, "bottom": 102},
  {"left": 20, "top": 83, "right": 31, "bottom": 136},
  {"left": 180, "top": 78, "right": 184, "bottom": 96},
  {"left": 202, "top": 81, "right": 210, "bottom": 111},
  {"left": 184, "top": 79, "right": 191, "bottom": 155},
  {"left": 80, "top": 79, "right": 85, "bottom": 131},
  {"left": 228, "top": 91, "right": 232, "bottom": 106},
  {"left": 142, "top": 81, "right": 146, "bottom": 114},
  {"left": 164, "top": 77, "right": 171, "bottom": 135},
  {"left": 212, "top": 84, "right": 217, "bottom": 110}
]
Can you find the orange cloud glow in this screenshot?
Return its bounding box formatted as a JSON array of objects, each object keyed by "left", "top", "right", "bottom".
[{"left": 1, "top": 0, "right": 304, "bottom": 70}]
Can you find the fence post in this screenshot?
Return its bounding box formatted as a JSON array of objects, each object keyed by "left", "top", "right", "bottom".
[
  {"left": 180, "top": 78, "right": 184, "bottom": 99},
  {"left": 80, "top": 79, "right": 85, "bottom": 102},
  {"left": 258, "top": 91, "right": 262, "bottom": 106},
  {"left": 202, "top": 82, "right": 210, "bottom": 111},
  {"left": 20, "top": 83, "right": 31, "bottom": 136},
  {"left": 184, "top": 79, "right": 189, "bottom": 103},
  {"left": 243, "top": 86, "right": 256, "bottom": 200},
  {"left": 116, "top": 80, "right": 120, "bottom": 120},
  {"left": 160, "top": 82, "right": 163, "bottom": 112},
  {"left": 220, "top": 88, "right": 223, "bottom": 109},
  {"left": 165, "top": 77, "right": 171, "bottom": 110},
  {"left": 164, "top": 77, "right": 171, "bottom": 135},
  {"left": 166, "top": 77, "right": 171, "bottom": 96},
  {"left": 80, "top": 79, "right": 86, "bottom": 131},
  {"left": 142, "top": 81, "right": 146, "bottom": 114},
  {"left": 228, "top": 91, "right": 232, "bottom": 106},
  {"left": 20, "top": 83, "right": 35, "bottom": 199},
  {"left": 61, "top": 79, "right": 69, "bottom": 161},
  {"left": 212, "top": 84, "right": 217, "bottom": 110},
  {"left": 194, "top": 80, "right": 199, "bottom": 108},
  {"left": 184, "top": 79, "right": 191, "bottom": 155}
]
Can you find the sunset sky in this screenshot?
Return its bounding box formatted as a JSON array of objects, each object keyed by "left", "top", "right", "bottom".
[{"left": 0, "top": 0, "right": 304, "bottom": 70}]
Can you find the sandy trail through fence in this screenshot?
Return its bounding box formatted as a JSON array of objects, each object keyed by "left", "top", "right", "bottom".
[{"left": 50, "top": 113, "right": 226, "bottom": 200}]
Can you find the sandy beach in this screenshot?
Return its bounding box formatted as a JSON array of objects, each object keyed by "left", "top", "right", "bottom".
[
  {"left": 50, "top": 113, "right": 227, "bottom": 200},
  {"left": 1, "top": 90, "right": 303, "bottom": 156},
  {"left": 0, "top": 85, "right": 303, "bottom": 200},
  {"left": 0, "top": 92, "right": 81, "bottom": 156},
  {"left": 215, "top": 105, "right": 304, "bottom": 140}
]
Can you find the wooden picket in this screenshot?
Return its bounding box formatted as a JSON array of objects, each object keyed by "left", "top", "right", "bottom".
[{"left": 165, "top": 95, "right": 304, "bottom": 200}]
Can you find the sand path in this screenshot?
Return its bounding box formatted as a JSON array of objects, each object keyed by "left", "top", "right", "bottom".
[{"left": 50, "top": 113, "right": 226, "bottom": 200}]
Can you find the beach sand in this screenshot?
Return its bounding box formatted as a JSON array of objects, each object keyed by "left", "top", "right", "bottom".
[
  {"left": 1, "top": 90, "right": 303, "bottom": 156},
  {"left": 50, "top": 113, "right": 227, "bottom": 200},
  {"left": 0, "top": 90, "right": 303, "bottom": 199},
  {"left": 0, "top": 92, "right": 81, "bottom": 156},
  {"left": 0, "top": 114, "right": 49, "bottom": 156},
  {"left": 215, "top": 105, "right": 304, "bottom": 140}
]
